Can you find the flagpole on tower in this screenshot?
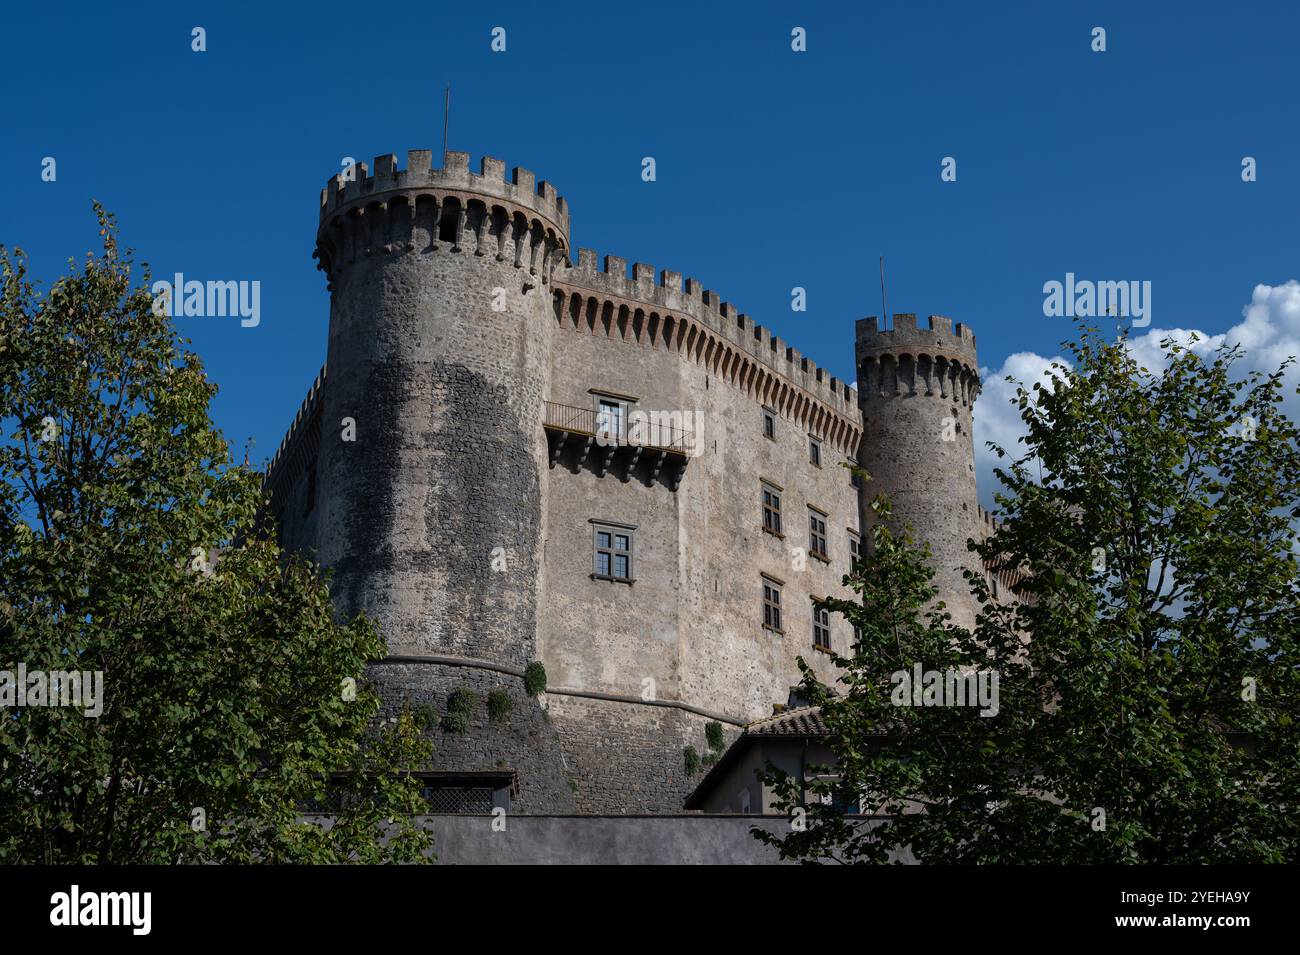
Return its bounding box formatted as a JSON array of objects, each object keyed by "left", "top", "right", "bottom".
[
  {"left": 879, "top": 255, "right": 889, "bottom": 328},
  {"left": 442, "top": 84, "right": 451, "bottom": 165}
]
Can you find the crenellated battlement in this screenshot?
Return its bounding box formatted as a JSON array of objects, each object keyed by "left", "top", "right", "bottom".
[
  {"left": 856, "top": 313, "right": 978, "bottom": 359},
  {"left": 314, "top": 150, "right": 570, "bottom": 289},
  {"left": 855, "top": 313, "right": 980, "bottom": 407},
  {"left": 267, "top": 364, "right": 326, "bottom": 476},
  {"left": 978, "top": 504, "right": 1009, "bottom": 540},
  {"left": 319, "top": 150, "right": 569, "bottom": 239},
  {"left": 263, "top": 364, "right": 326, "bottom": 514},
  {"left": 556, "top": 248, "right": 859, "bottom": 423}
]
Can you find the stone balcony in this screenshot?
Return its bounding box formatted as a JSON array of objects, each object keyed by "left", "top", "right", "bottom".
[{"left": 542, "top": 400, "right": 693, "bottom": 490}]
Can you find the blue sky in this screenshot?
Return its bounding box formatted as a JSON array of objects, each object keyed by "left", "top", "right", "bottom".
[{"left": 4, "top": 0, "right": 1298, "bottom": 488}]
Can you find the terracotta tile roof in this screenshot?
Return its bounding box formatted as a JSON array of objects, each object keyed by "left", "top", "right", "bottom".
[{"left": 744, "top": 705, "right": 830, "bottom": 737}]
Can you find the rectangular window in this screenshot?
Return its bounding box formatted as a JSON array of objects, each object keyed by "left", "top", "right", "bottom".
[
  {"left": 813, "top": 601, "right": 831, "bottom": 651},
  {"left": 596, "top": 398, "right": 625, "bottom": 444},
  {"left": 809, "top": 508, "right": 828, "bottom": 559},
  {"left": 762, "top": 483, "right": 783, "bottom": 536},
  {"left": 592, "top": 522, "right": 634, "bottom": 582},
  {"left": 809, "top": 436, "right": 822, "bottom": 467},
  {"left": 763, "top": 408, "right": 776, "bottom": 440},
  {"left": 848, "top": 530, "right": 861, "bottom": 571},
  {"left": 762, "top": 577, "right": 784, "bottom": 632}
]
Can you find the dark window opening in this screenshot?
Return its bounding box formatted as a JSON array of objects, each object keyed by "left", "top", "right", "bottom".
[
  {"left": 763, "top": 579, "right": 783, "bottom": 632},
  {"left": 438, "top": 202, "right": 459, "bottom": 242},
  {"left": 813, "top": 603, "right": 831, "bottom": 650},
  {"left": 763, "top": 485, "right": 783, "bottom": 535},
  {"left": 593, "top": 522, "right": 633, "bottom": 581},
  {"left": 809, "top": 510, "right": 828, "bottom": 559}
]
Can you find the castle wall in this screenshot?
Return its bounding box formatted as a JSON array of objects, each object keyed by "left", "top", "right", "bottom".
[
  {"left": 265, "top": 370, "right": 324, "bottom": 559},
  {"left": 272, "top": 455, "right": 321, "bottom": 559},
  {"left": 316, "top": 242, "right": 552, "bottom": 661},
  {"left": 540, "top": 317, "right": 859, "bottom": 718},
  {"left": 412, "top": 814, "right": 814, "bottom": 865},
  {"left": 856, "top": 315, "right": 982, "bottom": 629},
  {"left": 540, "top": 694, "right": 707, "bottom": 814},
  {"left": 373, "top": 663, "right": 577, "bottom": 812},
  {"left": 265, "top": 150, "right": 986, "bottom": 815},
  {"left": 537, "top": 268, "right": 865, "bottom": 810},
  {"left": 304, "top": 151, "right": 578, "bottom": 812}
]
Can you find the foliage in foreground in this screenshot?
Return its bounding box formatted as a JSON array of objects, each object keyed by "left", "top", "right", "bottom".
[
  {"left": 0, "top": 206, "right": 434, "bottom": 863},
  {"left": 758, "top": 327, "right": 1300, "bottom": 863}
]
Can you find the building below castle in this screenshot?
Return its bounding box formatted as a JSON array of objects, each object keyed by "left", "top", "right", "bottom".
[{"left": 265, "top": 149, "right": 1004, "bottom": 814}]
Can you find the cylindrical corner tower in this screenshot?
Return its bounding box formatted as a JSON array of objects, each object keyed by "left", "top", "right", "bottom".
[
  {"left": 855, "top": 313, "right": 982, "bottom": 629},
  {"left": 311, "top": 150, "right": 577, "bottom": 810}
]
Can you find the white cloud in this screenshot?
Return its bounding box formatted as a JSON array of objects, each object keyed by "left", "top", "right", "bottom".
[
  {"left": 972, "top": 352, "right": 1069, "bottom": 508},
  {"left": 972, "top": 281, "right": 1300, "bottom": 509}
]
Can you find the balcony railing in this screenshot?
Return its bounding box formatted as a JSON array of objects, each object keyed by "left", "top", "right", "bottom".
[
  {"left": 542, "top": 400, "right": 694, "bottom": 490},
  {"left": 542, "top": 401, "right": 694, "bottom": 454}
]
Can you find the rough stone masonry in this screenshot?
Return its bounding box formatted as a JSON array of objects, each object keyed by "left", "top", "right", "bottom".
[{"left": 265, "top": 148, "right": 996, "bottom": 813}]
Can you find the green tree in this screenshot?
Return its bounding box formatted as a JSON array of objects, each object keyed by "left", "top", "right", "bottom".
[
  {"left": 757, "top": 326, "right": 1300, "bottom": 863},
  {"left": 0, "top": 205, "right": 435, "bottom": 863}
]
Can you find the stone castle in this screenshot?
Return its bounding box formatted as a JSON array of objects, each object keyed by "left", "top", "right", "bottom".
[{"left": 265, "top": 149, "right": 1000, "bottom": 814}]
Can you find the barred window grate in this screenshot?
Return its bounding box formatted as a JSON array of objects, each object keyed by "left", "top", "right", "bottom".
[
  {"left": 300, "top": 773, "right": 514, "bottom": 815},
  {"left": 421, "top": 785, "right": 497, "bottom": 814}
]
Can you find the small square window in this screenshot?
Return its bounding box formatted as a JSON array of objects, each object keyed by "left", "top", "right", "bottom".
[{"left": 592, "top": 522, "right": 634, "bottom": 582}]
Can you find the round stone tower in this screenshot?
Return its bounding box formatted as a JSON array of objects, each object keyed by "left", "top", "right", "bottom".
[
  {"left": 855, "top": 314, "right": 982, "bottom": 629},
  {"left": 311, "top": 150, "right": 577, "bottom": 809}
]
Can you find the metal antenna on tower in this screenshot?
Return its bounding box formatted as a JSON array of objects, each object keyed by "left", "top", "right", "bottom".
[
  {"left": 442, "top": 84, "right": 451, "bottom": 164},
  {"left": 879, "top": 255, "right": 889, "bottom": 328}
]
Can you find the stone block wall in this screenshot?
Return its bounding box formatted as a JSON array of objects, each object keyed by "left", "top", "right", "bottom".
[{"left": 266, "top": 150, "right": 984, "bottom": 814}]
